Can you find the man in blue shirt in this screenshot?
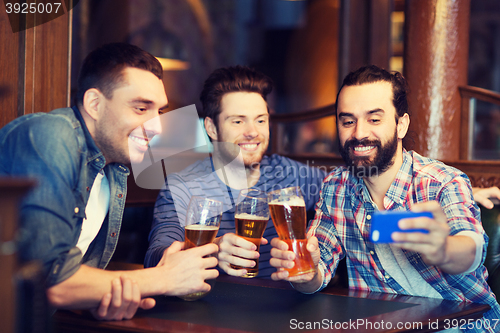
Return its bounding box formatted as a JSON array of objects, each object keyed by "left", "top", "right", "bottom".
[
  {"left": 0, "top": 43, "right": 218, "bottom": 320},
  {"left": 145, "top": 66, "right": 327, "bottom": 278}
]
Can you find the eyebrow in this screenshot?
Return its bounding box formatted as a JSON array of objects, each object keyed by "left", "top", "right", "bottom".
[
  {"left": 338, "top": 108, "right": 384, "bottom": 118},
  {"left": 130, "top": 98, "right": 169, "bottom": 110},
  {"left": 225, "top": 113, "right": 269, "bottom": 120}
]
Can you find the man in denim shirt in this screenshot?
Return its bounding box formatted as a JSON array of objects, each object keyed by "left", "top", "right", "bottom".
[{"left": 0, "top": 43, "right": 218, "bottom": 320}]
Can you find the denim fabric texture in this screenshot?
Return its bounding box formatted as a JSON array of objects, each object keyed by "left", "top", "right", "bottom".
[{"left": 0, "top": 106, "right": 129, "bottom": 287}]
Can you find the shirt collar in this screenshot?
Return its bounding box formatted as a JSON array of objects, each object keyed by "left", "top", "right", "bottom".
[
  {"left": 384, "top": 149, "right": 413, "bottom": 210},
  {"left": 72, "top": 106, "right": 106, "bottom": 167},
  {"left": 349, "top": 150, "right": 413, "bottom": 210}
]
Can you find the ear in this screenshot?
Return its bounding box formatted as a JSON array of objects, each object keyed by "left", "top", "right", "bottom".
[
  {"left": 82, "top": 88, "right": 103, "bottom": 121},
  {"left": 397, "top": 113, "right": 410, "bottom": 140},
  {"left": 204, "top": 117, "right": 218, "bottom": 141}
]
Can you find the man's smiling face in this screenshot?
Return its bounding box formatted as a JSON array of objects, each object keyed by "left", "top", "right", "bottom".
[
  {"left": 206, "top": 91, "right": 270, "bottom": 167},
  {"left": 93, "top": 67, "right": 168, "bottom": 165},
  {"left": 337, "top": 81, "right": 401, "bottom": 177}
]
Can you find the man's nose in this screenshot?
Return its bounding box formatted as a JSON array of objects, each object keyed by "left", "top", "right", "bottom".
[
  {"left": 142, "top": 115, "right": 162, "bottom": 138},
  {"left": 353, "top": 121, "right": 369, "bottom": 141},
  {"left": 243, "top": 122, "right": 258, "bottom": 138}
]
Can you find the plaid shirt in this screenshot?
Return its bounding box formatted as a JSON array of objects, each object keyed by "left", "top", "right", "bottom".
[{"left": 309, "top": 150, "right": 500, "bottom": 331}]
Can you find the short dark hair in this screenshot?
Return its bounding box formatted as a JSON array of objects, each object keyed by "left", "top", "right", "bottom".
[
  {"left": 76, "top": 43, "right": 163, "bottom": 106},
  {"left": 199, "top": 65, "right": 273, "bottom": 128},
  {"left": 335, "top": 65, "right": 409, "bottom": 119}
]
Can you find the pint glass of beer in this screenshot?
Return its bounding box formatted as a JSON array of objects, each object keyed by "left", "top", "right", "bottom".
[
  {"left": 230, "top": 189, "right": 269, "bottom": 278},
  {"left": 179, "top": 196, "right": 223, "bottom": 301},
  {"left": 268, "top": 186, "right": 316, "bottom": 277}
]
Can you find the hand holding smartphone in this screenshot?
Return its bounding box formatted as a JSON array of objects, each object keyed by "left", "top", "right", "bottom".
[{"left": 370, "top": 211, "right": 433, "bottom": 243}]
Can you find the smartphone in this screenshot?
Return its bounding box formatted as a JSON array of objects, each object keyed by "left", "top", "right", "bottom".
[{"left": 370, "top": 211, "right": 433, "bottom": 243}]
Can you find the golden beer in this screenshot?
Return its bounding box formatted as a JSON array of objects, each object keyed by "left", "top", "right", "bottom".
[
  {"left": 180, "top": 224, "right": 219, "bottom": 301},
  {"left": 178, "top": 196, "right": 221, "bottom": 301},
  {"left": 269, "top": 196, "right": 316, "bottom": 277},
  {"left": 184, "top": 225, "right": 219, "bottom": 249},
  {"left": 230, "top": 213, "right": 268, "bottom": 277}
]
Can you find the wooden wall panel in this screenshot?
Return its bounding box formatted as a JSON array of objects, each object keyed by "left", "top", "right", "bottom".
[
  {"left": 0, "top": 4, "right": 72, "bottom": 127},
  {"left": 0, "top": 8, "right": 21, "bottom": 127},
  {"left": 25, "top": 10, "right": 72, "bottom": 114}
]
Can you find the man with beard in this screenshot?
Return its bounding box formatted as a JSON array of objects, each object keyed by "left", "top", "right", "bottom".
[
  {"left": 145, "top": 66, "right": 326, "bottom": 278},
  {"left": 269, "top": 65, "right": 500, "bottom": 330},
  {"left": 0, "top": 43, "right": 219, "bottom": 320}
]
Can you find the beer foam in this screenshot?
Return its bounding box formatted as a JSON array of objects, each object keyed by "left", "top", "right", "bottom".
[
  {"left": 235, "top": 213, "right": 269, "bottom": 220},
  {"left": 269, "top": 196, "right": 305, "bottom": 207},
  {"left": 185, "top": 224, "right": 219, "bottom": 231}
]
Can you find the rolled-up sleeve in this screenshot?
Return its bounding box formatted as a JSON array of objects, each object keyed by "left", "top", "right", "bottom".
[{"left": 438, "top": 173, "right": 487, "bottom": 268}]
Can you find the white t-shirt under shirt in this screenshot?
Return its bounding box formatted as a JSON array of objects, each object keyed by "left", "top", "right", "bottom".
[{"left": 76, "top": 171, "right": 110, "bottom": 256}]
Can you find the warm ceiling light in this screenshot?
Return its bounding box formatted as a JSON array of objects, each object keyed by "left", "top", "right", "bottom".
[{"left": 155, "top": 57, "right": 190, "bottom": 71}]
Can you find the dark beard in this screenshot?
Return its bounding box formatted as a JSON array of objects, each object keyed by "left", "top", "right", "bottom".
[{"left": 339, "top": 130, "right": 398, "bottom": 178}]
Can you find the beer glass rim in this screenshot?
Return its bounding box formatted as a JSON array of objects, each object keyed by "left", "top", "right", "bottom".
[
  {"left": 238, "top": 188, "right": 267, "bottom": 198},
  {"left": 186, "top": 196, "right": 223, "bottom": 227},
  {"left": 267, "top": 186, "right": 303, "bottom": 198},
  {"left": 236, "top": 189, "right": 269, "bottom": 217}
]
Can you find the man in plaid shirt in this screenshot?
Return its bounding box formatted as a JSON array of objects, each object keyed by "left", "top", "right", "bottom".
[{"left": 270, "top": 65, "right": 500, "bottom": 330}]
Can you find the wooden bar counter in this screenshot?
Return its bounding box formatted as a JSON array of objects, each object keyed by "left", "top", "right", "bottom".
[{"left": 53, "top": 273, "right": 491, "bottom": 333}]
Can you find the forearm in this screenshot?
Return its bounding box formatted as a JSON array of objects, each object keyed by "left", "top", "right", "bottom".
[
  {"left": 46, "top": 265, "right": 166, "bottom": 309},
  {"left": 438, "top": 235, "right": 476, "bottom": 275}
]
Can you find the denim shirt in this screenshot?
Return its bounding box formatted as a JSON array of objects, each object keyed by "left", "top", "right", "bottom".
[{"left": 0, "top": 107, "right": 129, "bottom": 287}]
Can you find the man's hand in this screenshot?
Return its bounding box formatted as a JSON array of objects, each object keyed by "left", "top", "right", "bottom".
[
  {"left": 391, "top": 201, "right": 475, "bottom": 274},
  {"left": 472, "top": 186, "right": 500, "bottom": 209},
  {"left": 90, "top": 276, "right": 155, "bottom": 321},
  {"left": 391, "top": 201, "right": 450, "bottom": 266},
  {"left": 269, "top": 236, "right": 320, "bottom": 284},
  {"left": 157, "top": 241, "right": 219, "bottom": 296},
  {"left": 215, "top": 233, "right": 267, "bottom": 277}
]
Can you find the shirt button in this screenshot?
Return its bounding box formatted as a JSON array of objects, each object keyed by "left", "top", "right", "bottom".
[
  {"left": 74, "top": 207, "right": 79, "bottom": 214},
  {"left": 86, "top": 187, "right": 90, "bottom": 192},
  {"left": 367, "top": 215, "right": 371, "bottom": 220},
  {"left": 111, "top": 232, "right": 117, "bottom": 237},
  {"left": 370, "top": 251, "right": 375, "bottom": 255},
  {"left": 117, "top": 193, "right": 123, "bottom": 198}
]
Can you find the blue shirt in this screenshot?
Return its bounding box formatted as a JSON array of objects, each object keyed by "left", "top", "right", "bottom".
[
  {"left": 145, "top": 154, "right": 327, "bottom": 278},
  {"left": 0, "top": 107, "right": 129, "bottom": 287}
]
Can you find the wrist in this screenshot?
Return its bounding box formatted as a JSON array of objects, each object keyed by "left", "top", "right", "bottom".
[
  {"left": 291, "top": 265, "right": 323, "bottom": 293},
  {"left": 145, "top": 266, "right": 171, "bottom": 296}
]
